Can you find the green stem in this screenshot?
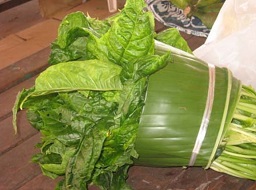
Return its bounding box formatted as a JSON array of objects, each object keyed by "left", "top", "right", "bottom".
[
  {"left": 211, "top": 85, "right": 256, "bottom": 180},
  {"left": 236, "top": 103, "right": 256, "bottom": 115},
  {"left": 229, "top": 126, "right": 256, "bottom": 142},
  {"left": 211, "top": 161, "right": 256, "bottom": 180},
  {"left": 216, "top": 155, "right": 256, "bottom": 164},
  {"left": 223, "top": 149, "right": 256, "bottom": 159}
]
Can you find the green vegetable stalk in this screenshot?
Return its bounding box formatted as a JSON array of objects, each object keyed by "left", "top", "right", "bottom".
[
  {"left": 211, "top": 85, "right": 256, "bottom": 180},
  {"left": 12, "top": 0, "right": 256, "bottom": 189}
]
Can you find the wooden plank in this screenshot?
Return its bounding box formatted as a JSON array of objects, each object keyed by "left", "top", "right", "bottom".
[
  {"left": 0, "top": 111, "right": 38, "bottom": 156},
  {"left": 0, "top": 34, "right": 24, "bottom": 52},
  {"left": 18, "top": 174, "right": 102, "bottom": 190},
  {"left": 0, "top": 19, "right": 59, "bottom": 70},
  {"left": 38, "top": 0, "right": 81, "bottom": 18},
  {"left": 0, "top": 47, "right": 49, "bottom": 93},
  {"left": 186, "top": 35, "right": 206, "bottom": 51},
  {"left": 248, "top": 183, "right": 256, "bottom": 190},
  {"left": 16, "top": 18, "right": 59, "bottom": 41},
  {"left": 0, "top": 0, "right": 43, "bottom": 40},
  {"left": 0, "top": 133, "right": 42, "bottom": 190},
  {"left": 128, "top": 166, "right": 256, "bottom": 190},
  {"left": 0, "top": 40, "right": 41, "bottom": 70},
  {"left": 0, "top": 76, "right": 36, "bottom": 120},
  {"left": 52, "top": 0, "right": 117, "bottom": 20},
  {"left": 0, "top": 0, "right": 32, "bottom": 12},
  {"left": 155, "top": 20, "right": 167, "bottom": 33},
  {"left": 17, "top": 174, "right": 62, "bottom": 190}
]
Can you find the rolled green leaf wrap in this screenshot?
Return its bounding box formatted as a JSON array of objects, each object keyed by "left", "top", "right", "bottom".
[{"left": 135, "top": 44, "right": 241, "bottom": 167}]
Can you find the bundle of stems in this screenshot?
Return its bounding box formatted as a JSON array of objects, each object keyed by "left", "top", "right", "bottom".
[{"left": 211, "top": 85, "right": 256, "bottom": 180}]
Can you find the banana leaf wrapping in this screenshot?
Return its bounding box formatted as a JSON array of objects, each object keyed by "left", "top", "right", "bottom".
[
  {"left": 134, "top": 41, "right": 256, "bottom": 180},
  {"left": 135, "top": 41, "right": 241, "bottom": 168}
]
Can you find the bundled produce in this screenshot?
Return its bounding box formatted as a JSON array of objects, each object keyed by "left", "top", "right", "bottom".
[{"left": 13, "top": 0, "right": 256, "bottom": 189}]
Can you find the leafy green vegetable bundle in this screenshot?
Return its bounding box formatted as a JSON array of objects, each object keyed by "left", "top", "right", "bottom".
[{"left": 13, "top": 0, "right": 256, "bottom": 189}]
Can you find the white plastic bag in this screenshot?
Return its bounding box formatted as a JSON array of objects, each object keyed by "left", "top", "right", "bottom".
[{"left": 193, "top": 0, "right": 256, "bottom": 89}]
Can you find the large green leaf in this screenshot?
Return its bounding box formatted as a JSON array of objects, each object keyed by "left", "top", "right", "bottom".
[
  {"left": 35, "top": 59, "right": 122, "bottom": 93},
  {"left": 65, "top": 118, "right": 112, "bottom": 190},
  {"left": 33, "top": 140, "right": 76, "bottom": 179},
  {"left": 56, "top": 12, "right": 91, "bottom": 49},
  {"left": 49, "top": 12, "right": 111, "bottom": 64},
  {"left": 95, "top": 1, "right": 155, "bottom": 66},
  {"left": 155, "top": 28, "right": 192, "bottom": 54}
]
